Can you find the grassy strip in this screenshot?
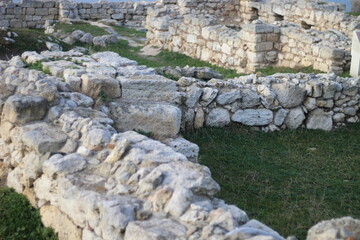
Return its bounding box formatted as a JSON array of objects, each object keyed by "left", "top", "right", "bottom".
[
  {"left": 112, "top": 26, "right": 146, "bottom": 39},
  {"left": 54, "top": 22, "right": 108, "bottom": 36},
  {"left": 347, "top": 12, "right": 360, "bottom": 16},
  {"left": 184, "top": 124, "right": 360, "bottom": 239},
  {"left": 0, "top": 187, "right": 57, "bottom": 240}
]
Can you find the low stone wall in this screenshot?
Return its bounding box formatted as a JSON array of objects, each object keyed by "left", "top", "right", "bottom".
[
  {"left": 0, "top": 0, "right": 154, "bottom": 29},
  {"left": 1, "top": 49, "right": 360, "bottom": 240},
  {"left": 243, "top": 0, "right": 360, "bottom": 38},
  {"left": 146, "top": 13, "right": 350, "bottom": 74},
  {"left": 0, "top": 1, "right": 59, "bottom": 28}
]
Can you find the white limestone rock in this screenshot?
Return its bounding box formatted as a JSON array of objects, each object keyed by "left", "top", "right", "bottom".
[
  {"left": 91, "top": 51, "right": 137, "bottom": 68},
  {"left": 20, "top": 122, "right": 68, "bottom": 154},
  {"left": 2, "top": 94, "right": 48, "bottom": 124},
  {"left": 164, "top": 137, "right": 199, "bottom": 162},
  {"left": 118, "top": 75, "right": 180, "bottom": 103},
  {"left": 232, "top": 109, "right": 273, "bottom": 126},
  {"left": 273, "top": 83, "right": 306, "bottom": 108},
  {"left": 124, "top": 218, "right": 187, "bottom": 240},
  {"left": 83, "top": 128, "right": 112, "bottom": 149},
  {"left": 206, "top": 108, "right": 230, "bottom": 127},
  {"left": 22, "top": 51, "right": 47, "bottom": 64},
  {"left": 200, "top": 87, "right": 218, "bottom": 106},
  {"left": 273, "top": 108, "right": 288, "bottom": 126},
  {"left": 216, "top": 89, "right": 241, "bottom": 105},
  {"left": 109, "top": 101, "right": 182, "bottom": 137},
  {"left": 81, "top": 73, "right": 121, "bottom": 99},
  {"left": 284, "top": 106, "right": 305, "bottom": 129},
  {"left": 307, "top": 217, "right": 360, "bottom": 240},
  {"left": 46, "top": 42, "right": 63, "bottom": 51},
  {"left": 9, "top": 56, "right": 25, "bottom": 68},
  {"left": 306, "top": 109, "right": 333, "bottom": 131}
]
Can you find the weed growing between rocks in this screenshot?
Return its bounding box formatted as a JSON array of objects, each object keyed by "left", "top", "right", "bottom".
[
  {"left": 184, "top": 123, "right": 360, "bottom": 239},
  {"left": 0, "top": 188, "right": 57, "bottom": 240}
]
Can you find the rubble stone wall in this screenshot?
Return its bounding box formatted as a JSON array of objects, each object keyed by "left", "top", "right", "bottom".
[
  {"left": 242, "top": 0, "right": 360, "bottom": 38},
  {"left": 1, "top": 49, "right": 360, "bottom": 239},
  {"left": 146, "top": 13, "right": 350, "bottom": 74},
  {"left": 0, "top": 0, "right": 154, "bottom": 29}
]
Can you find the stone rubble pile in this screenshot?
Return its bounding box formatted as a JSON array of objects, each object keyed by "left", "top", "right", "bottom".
[{"left": 0, "top": 50, "right": 360, "bottom": 240}]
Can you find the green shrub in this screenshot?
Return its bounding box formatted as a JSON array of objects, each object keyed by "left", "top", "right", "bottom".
[{"left": 0, "top": 187, "right": 57, "bottom": 240}]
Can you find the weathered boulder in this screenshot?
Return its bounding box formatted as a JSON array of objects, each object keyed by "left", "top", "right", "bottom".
[
  {"left": 81, "top": 73, "right": 121, "bottom": 99},
  {"left": 124, "top": 219, "right": 187, "bottom": 240},
  {"left": 306, "top": 109, "right": 333, "bottom": 131},
  {"left": 307, "top": 217, "right": 360, "bottom": 240},
  {"left": 20, "top": 122, "right": 68, "bottom": 154},
  {"left": 216, "top": 89, "right": 241, "bottom": 105},
  {"left": 232, "top": 109, "right": 273, "bottom": 126},
  {"left": 284, "top": 107, "right": 305, "bottom": 129},
  {"left": 91, "top": 51, "right": 137, "bottom": 68},
  {"left": 164, "top": 137, "right": 199, "bottom": 162},
  {"left": 109, "top": 101, "right": 182, "bottom": 137},
  {"left": 2, "top": 94, "right": 48, "bottom": 124},
  {"left": 273, "top": 83, "right": 306, "bottom": 108},
  {"left": 206, "top": 108, "right": 230, "bottom": 127}
]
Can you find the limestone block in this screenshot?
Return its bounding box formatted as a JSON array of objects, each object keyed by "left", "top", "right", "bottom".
[
  {"left": 164, "top": 137, "right": 199, "bottom": 162},
  {"left": 206, "top": 108, "right": 230, "bottom": 127},
  {"left": 272, "top": 83, "right": 306, "bottom": 108},
  {"left": 284, "top": 106, "right": 305, "bottom": 129},
  {"left": 40, "top": 205, "right": 82, "bottom": 240},
  {"left": 242, "top": 24, "right": 274, "bottom": 34},
  {"left": 216, "top": 89, "right": 241, "bottom": 105},
  {"left": 124, "top": 219, "right": 187, "bottom": 240},
  {"left": 307, "top": 217, "right": 360, "bottom": 240},
  {"left": 91, "top": 51, "right": 137, "bottom": 68},
  {"left": 81, "top": 73, "right": 121, "bottom": 99},
  {"left": 306, "top": 109, "right": 333, "bottom": 131},
  {"left": 232, "top": 109, "right": 273, "bottom": 126},
  {"left": 118, "top": 75, "right": 180, "bottom": 103},
  {"left": 20, "top": 122, "right": 68, "bottom": 154},
  {"left": 109, "top": 101, "right": 182, "bottom": 137},
  {"left": 274, "top": 108, "right": 288, "bottom": 126},
  {"left": 2, "top": 94, "right": 48, "bottom": 124}
]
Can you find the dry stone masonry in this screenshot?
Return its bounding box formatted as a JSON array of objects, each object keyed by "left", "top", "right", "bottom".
[
  {"left": 146, "top": 0, "right": 360, "bottom": 74},
  {"left": 1, "top": 48, "right": 360, "bottom": 239}
]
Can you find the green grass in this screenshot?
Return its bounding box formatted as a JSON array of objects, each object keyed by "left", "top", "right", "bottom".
[
  {"left": 0, "top": 187, "right": 57, "bottom": 240},
  {"left": 0, "top": 28, "right": 72, "bottom": 60},
  {"left": 256, "top": 66, "right": 323, "bottom": 75},
  {"left": 112, "top": 26, "right": 146, "bottom": 39},
  {"left": 347, "top": 12, "right": 360, "bottom": 16},
  {"left": 340, "top": 70, "right": 351, "bottom": 78},
  {"left": 184, "top": 124, "right": 360, "bottom": 239},
  {"left": 54, "top": 22, "right": 108, "bottom": 36},
  {"left": 85, "top": 40, "right": 242, "bottom": 79}
]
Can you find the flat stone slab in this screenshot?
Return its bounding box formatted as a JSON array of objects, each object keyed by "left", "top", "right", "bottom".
[
  {"left": 118, "top": 75, "right": 181, "bottom": 103},
  {"left": 20, "top": 122, "right": 68, "bottom": 154},
  {"left": 109, "top": 101, "right": 182, "bottom": 137},
  {"left": 232, "top": 109, "right": 273, "bottom": 126}
]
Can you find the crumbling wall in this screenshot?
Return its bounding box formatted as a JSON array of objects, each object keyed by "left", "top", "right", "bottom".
[
  {"left": 245, "top": 0, "right": 360, "bottom": 38},
  {"left": 0, "top": 0, "right": 154, "bottom": 29}
]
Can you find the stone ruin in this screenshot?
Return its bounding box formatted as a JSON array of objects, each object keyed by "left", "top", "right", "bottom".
[
  {"left": 146, "top": 0, "right": 360, "bottom": 74},
  {"left": 1, "top": 0, "right": 360, "bottom": 240}
]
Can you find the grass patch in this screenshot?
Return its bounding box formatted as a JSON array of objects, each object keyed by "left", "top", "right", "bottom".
[
  {"left": 184, "top": 124, "right": 360, "bottom": 239},
  {"left": 347, "top": 12, "right": 360, "bottom": 16},
  {"left": 25, "top": 61, "right": 51, "bottom": 74},
  {"left": 0, "top": 187, "right": 57, "bottom": 240},
  {"left": 0, "top": 28, "right": 72, "bottom": 60},
  {"left": 54, "top": 22, "right": 108, "bottom": 36},
  {"left": 256, "top": 66, "right": 323, "bottom": 75},
  {"left": 112, "top": 26, "right": 146, "bottom": 39},
  {"left": 340, "top": 70, "right": 351, "bottom": 78},
  {"left": 85, "top": 40, "right": 242, "bottom": 79}
]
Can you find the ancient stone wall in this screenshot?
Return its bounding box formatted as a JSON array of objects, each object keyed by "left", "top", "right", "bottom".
[
  {"left": 244, "top": 0, "right": 360, "bottom": 38},
  {"left": 0, "top": 0, "right": 154, "bottom": 29},
  {"left": 0, "top": 1, "right": 59, "bottom": 28},
  {"left": 146, "top": 13, "right": 350, "bottom": 74}
]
